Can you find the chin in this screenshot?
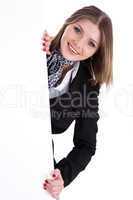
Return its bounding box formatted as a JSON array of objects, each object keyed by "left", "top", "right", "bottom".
[
  {"left": 61, "top": 50, "right": 80, "bottom": 61},
  {"left": 63, "top": 54, "right": 75, "bottom": 61}
]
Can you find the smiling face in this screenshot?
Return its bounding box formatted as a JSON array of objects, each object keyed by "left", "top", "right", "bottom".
[{"left": 60, "top": 18, "right": 101, "bottom": 61}]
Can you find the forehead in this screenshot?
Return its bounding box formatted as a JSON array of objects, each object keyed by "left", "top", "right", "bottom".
[{"left": 72, "top": 18, "right": 101, "bottom": 43}]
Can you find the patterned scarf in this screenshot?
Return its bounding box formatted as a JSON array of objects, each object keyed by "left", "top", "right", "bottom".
[{"left": 46, "top": 48, "right": 78, "bottom": 88}]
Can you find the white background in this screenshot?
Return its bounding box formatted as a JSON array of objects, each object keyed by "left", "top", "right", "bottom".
[
  {"left": 0, "top": 0, "right": 54, "bottom": 200},
  {"left": 0, "top": 0, "right": 133, "bottom": 200}
]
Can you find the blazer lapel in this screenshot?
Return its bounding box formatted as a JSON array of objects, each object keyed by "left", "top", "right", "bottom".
[{"left": 69, "top": 60, "right": 91, "bottom": 93}]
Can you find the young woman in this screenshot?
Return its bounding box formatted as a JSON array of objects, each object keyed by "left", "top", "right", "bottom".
[{"left": 42, "top": 5, "right": 113, "bottom": 199}]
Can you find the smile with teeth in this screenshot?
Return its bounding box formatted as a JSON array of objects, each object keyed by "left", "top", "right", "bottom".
[{"left": 68, "top": 43, "right": 79, "bottom": 55}]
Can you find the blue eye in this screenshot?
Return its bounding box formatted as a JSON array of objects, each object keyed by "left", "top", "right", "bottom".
[{"left": 74, "top": 26, "right": 81, "bottom": 33}]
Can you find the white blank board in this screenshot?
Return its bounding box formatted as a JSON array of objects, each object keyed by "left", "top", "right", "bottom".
[{"left": 0, "top": 0, "right": 54, "bottom": 199}]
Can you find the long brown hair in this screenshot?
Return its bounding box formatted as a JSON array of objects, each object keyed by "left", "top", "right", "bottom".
[{"left": 49, "top": 5, "right": 113, "bottom": 87}]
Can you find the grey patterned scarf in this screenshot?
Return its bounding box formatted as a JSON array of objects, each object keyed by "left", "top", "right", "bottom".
[{"left": 46, "top": 49, "right": 77, "bottom": 88}]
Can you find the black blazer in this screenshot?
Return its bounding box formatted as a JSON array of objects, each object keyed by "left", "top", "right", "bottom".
[{"left": 49, "top": 60, "right": 100, "bottom": 187}]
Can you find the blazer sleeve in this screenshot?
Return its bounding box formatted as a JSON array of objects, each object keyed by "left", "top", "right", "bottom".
[{"left": 54, "top": 83, "right": 100, "bottom": 187}]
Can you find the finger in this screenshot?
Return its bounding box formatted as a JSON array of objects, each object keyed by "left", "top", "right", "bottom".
[
  {"left": 51, "top": 169, "right": 60, "bottom": 177},
  {"left": 42, "top": 39, "right": 51, "bottom": 49},
  {"left": 52, "top": 185, "right": 63, "bottom": 193},
  {"left": 44, "top": 179, "right": 59, "bottom": 186},
  {"left": 42, "top": 42, "right": 49, "bottom": 49},
  {"left": 43, "top": 185, "right": 62, "bottom": 199},
  {"left": 44, "top": 180, "right": 64, "bottom": 190},
  {"left": 51, "top": 186, "right": 62, "bottom": 199},
  {"left": 41, "top": 47, "right": 46, "bottom": 52},
  {"left": 42, "top": 30, "right": 48, "bottom": 37},
  {"left": 42, "top": 36, "right": 51, "bottom": 42},
  {"left": 41, "top": 48, "right": 51, "bottom": 55},
  {"left": 53, "top": 169, "right": 63, "bottom": 181},
  {"left": 44, "top": 182, "right": 60, "bottom": 195},
  {"left": 42, "top": 44, "right": 51, "bottom": 53},
  {"left": 42, "top": 32, "right": 51, "bottom": 41},
  {"left": 43, "top": 30, "right": 52, "bottom": 39},
  {"left": 43, "top": 182, "right": 62, "bottom": 200},
  {"left": 44, "top": 178, "right": 52, "bottom": 183},
  {"left": 42, "top": 35, "right": 53, "bottom": 44},
  {"left": 51, "top": 175, "right": 64, "bottom": 187},
  {"left": 46, "top": 51, "right": 52, "bottom": 55},
  {"left": 42, "top": 47, "right": 51, "bottom": 54},
  {"left": 44, "top": 46, "right": 50, "bottom": 52},
  {"left": 45, "top": 179, "right": 62, "bottom": 187},
  {"left": 42, "top": 41, "right": 51, "bottom": 48}
]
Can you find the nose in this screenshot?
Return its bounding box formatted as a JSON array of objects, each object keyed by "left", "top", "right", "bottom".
[{"left": 74, "top": 38, "right": 85, "bottom": 54}]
